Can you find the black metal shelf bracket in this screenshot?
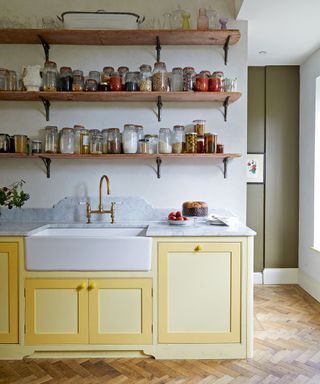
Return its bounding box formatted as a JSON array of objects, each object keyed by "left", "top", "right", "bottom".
[
  {"left": 40, "top": 97, "right": 51, "bottom": 121},
  {"left": 157, "top": 96, "right": 163, "bottom": 122},
  {"left": 40, "top": 157, "right": 52, "bottom": 178},
  {"left": 156, "top": 35, "right": 162, "bottom": 63},
  {"left": 156, "top": 157, "right": 162, "bottom": 179},
  {"left": 223, "top": 35, "right": 231, "bottom": 66},
  {"left": 223, "top": 96, "right": 230, "bottom": 122},
  {"left": 223, "top": 157, "right": 229, "bottom": 179},
  {"left": 38, "top": 35, "right": 50, "bottom": 62}
]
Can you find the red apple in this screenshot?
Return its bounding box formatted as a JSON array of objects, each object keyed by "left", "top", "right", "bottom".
[
  {"left": 176, "top": 216, "right": 183, "bottom": 221},
  {"left": 176, "top": 211, "right": 182, "bottom": 218}
]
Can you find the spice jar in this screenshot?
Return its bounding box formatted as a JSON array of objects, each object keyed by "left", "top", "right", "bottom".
[
  {"left": 80, "top": 129, "right": 90, "bottom": 154},
  {"left": 60, "top": 127, "right": 74, "bottom": 154},
  {"left": 125, "top": 72, "right": 140, "bottom": 91},
  {"left": 216, "top": 143, "right": 224, "bottom": 153},
  {"left": 44, "top": 126, "right": 59, "bottom": 153},
  {"left": 110, "top": 71, "right": 122, "bottom": 91},
  {"left": 85, "top": 78, "right": 98, "bottom": 92},
  {"left": 73, "top": 125, "right": 86, "bottom": 154},
  {"left": 185, "top": 132, "right": 197, "bottom": 153},
  {"left": 204, "top": 133, "right": 217, "bottom": 153},
  {"left": 152, "top": 62, "right": 169, "bottom": 92},
  {"left": 90, "top": 133, "right": 103, "bottom": 154},
  {"left": 193, "top": 120, "right": 206, "bottom": 136},
  {"left": 106, "top": 128, "right": 121, "bottom": 154},
  {"left": 139, "top": 64, "right": 152, "bottom": 92},
  {"left": 170, "top": 67, "right": 183, "bottom": 92},
  {"left": 8, "top": 71, "right": 17, "bottom": 91},
  {"left": 72, "top": 70, "right": 84, "bottom": 91},
  {"left": 195, "top": 73, "right": 209, "bottom": 92},
  {"left": 60, "top": 66, "right": 73, "bottom": 91},
  {"left": 43, "top": 61, "right": 58, "bottom": 91},
  {"left": 138, "top": 139, "right": 149, "bottom": 154},
  {"left": 159, "top": 128, "right": 172, "bottom": 154},
  {"left": 197, "top": 135, "right": 205, "bottom": 153},
  {"left": 183, "top": 67, "right": 195, "bottom": 92},
  {"left": 0, "top": 134, "right": 11, "bottom": 153},
  {"left": 32, "top": 140, "right": 42, "bottom": 154},
  {"left": 14, "top": 135, "right": 28, "bottom": 154},
  {"left": 123, "top": 124, "right": 138, "bottom": 153},
  {"left": 145, "top": 134, "right": 158, "bottom": 154},
  {"left": 117, "top": 66, "right": 129, "bottom": 91},
  {"left": 209, "top": 71, "right": 224, "bottom": 92},
  {"left": 100, "top": 66, "right": 114, "bottom": 91},
  {"left": 172, "top": 125, "right": 185, "bottom": 153},
  {"left": 0, "top": 69, "right": 9, "bottom": 91}
]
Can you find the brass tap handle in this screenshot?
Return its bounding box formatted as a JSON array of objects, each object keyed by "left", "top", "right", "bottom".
[
  {"left": 86, "top": 202, "right": 92, "bottom": 224},
  {"left": 111, "top": 202, "right": 116, "bottom": 224}
]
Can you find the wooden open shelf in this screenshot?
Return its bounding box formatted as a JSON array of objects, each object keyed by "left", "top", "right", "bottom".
[
  {"left": 0, "top": 29, "right": 240, "bottom": 46},
  {"left": 0, "top": 153, "right": 241, "bottom": 179}
]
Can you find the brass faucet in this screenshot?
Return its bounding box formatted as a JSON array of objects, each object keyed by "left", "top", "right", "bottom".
[{"left": 86, "top": 175, "right": 116, "bottom": 224}]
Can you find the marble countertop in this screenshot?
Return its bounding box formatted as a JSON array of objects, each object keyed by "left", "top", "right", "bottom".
[{"left": 0, "top": 221, "right": 256, "bottom": 237}]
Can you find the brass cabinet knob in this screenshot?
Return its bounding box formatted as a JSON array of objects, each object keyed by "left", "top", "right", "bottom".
[
  {"left": 194, "top": 245, "right": 203, "bottom": 252},
  {"left": 88, "top": 282, "right": 97, "bottom": 290},
  {"left": 78, "top": 282, "right": 87, "bottom": 290}
]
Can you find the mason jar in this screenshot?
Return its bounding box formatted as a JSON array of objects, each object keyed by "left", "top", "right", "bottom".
[
  {"left": 145, "top": 134, "right": 158, "bottom": 154},
  {"left": 122, "top": 124, "right": 138, "bottom": 153},
  {"left": 60, "top": 66, "right": 73, "bottom": 91},
  {"left": 172, "top": 125, "right": 185, "bottom": 153},
  {"left": 43, "top": 61, "right": 58, "bottom": 91},
  {"left": 100, "top": 66, "right": 114, "bottom": 91},
  {"left": 185, "top": 132, "right": 197, "bottom": 153},
  {"left": 73, "top": 124, "right": 86, "bottom": 154},
  {"left": 152, "top": 62, "right": 169, "bottom": 92},
  {"left": 110, "top": 71, "right": 122, "bottom": 91},
  {"left": 159, "top": 128, "right": 172, "bottom": 154},
  {"left": 183, "top": 67, "right": 195, "bottom": 91},
  {"left": 106, "top": 128, "right": 121, "bottom": 154},
  {"left": 90, "top": 133, "right": 103, "bottom": 154},
  {"left": 117, "top": 66, "right": 129, "bottom": 90},
  {"left": 195, "top": 72, "right": 209, "bottom": 92},
  {"left": 72, "top": 70, "right": 84, "bottom": 91},
  {"left": 59, "top": 127, "right": 74, "bottom": 154},
  {"left": 139, "top": 64, "right": 152, "bottom": 92},
  {"left": 0, "top": 68, "right": 9, "bottom": 91},
  {"left": 125, "top": 72, "right": 140, "bottom": 91},
  {"left": 44, "top": 126, "right": 59, "bottom": 153},
  {"left": 170, "top": 67, "right": 183, "bottom": 92},
  {"left": 135, "top": 125, "right": 144, "bottom": 142}
]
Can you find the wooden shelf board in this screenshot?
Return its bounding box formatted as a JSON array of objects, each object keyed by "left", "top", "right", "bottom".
[
  {"left": 0, "top": 29, "right": 240, "bottom": 46},
  {"left": 0, "top": 91, "right": 241, "bottom": 103}
]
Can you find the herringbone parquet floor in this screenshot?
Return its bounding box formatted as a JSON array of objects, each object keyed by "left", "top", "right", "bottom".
[{"left": 1, "top": 285, "right": 320, "bottom": 384}]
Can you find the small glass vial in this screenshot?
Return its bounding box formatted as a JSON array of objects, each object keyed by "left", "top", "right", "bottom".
[
  {"left": 110, "top": 71, "right": 122, "bottom": 91},
  {"left": 152, "top": 62, "right": 169, "bottom": 92},
  {"left": 73, "top": 124, "right": 85, "bottom": 154},
  {"left": 80, "top": 129, "right": 90, "bottom": 154},
  {"left": 197, "top": 8, "right": 209, "bottom": 30},
  {"left": 197, "top": 135, "right": 205, "bottom": 153},
  {"left": 183, "top": 67, "right": 195, "bottom": 92},
  {"left": 205, "top": 133, "right": 217, "bottom": 153},
  {"left": 107, "top": 128, "right": 121, "bottom": 154},
  {"left": 195, "top": 73, "right": 209, "bottom": 92},
  {"left": 44, "top": 126, "right": 59, "bottom": 153},
  {"left": 8, "top": 70, "right": 17, "bottom": 91},
  {"left": 170, "top": 67, "right": 183, "bottom": 92},
  {"left": 125, "top": 72, "right": 140, "bottom": 91},
  {"left": 60, "top": 66, "right": 73, "bottom": 91},
  {"left": 123, "top": 124, "right": 138, "bottom": 153},
  {"left": 139, "top": 64, "right": 152, "bottom": 92},
  {"left": 72, "top": 70, "right": 84, "bottom": 91},
  {"left": 90, "top": 133, "right": 103, "bottom": 154},
  {"left": 172, "top": 125, "right": 185, "bottom": 153},
  {"left": 185, "top": 132, "right": 197, "bottom": 153},
  {"left": 159, "top": 128, "right": 172, "bottom": 154},
  {"left": 117, "top": 66, "right": 129, "bottom": 90},
  {"left": 43, "top": 61, "right": 58, "bottom": 91},
  {"left": 59, "top": 127, "right": 74, "bottom": 154},
  {"left": 193, "top": 120, "right": 206, "bottom": 136},
  {"left": 100, "top": 66, "right": 114, "bottom": 91}
]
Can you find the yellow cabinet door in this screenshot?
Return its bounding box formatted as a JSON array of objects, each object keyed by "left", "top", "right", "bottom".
[
  {"left": 89, "top": 279, "right": 152, "bottom": 345},
  {"left": 25, "top": 279, "right": 89, "bottom": 345},
  {"left": 0, "top": 240, "right": 19, "bottom": 344},
  {"left": 158, "top": 242, "right": 241, "bottom": 344}
]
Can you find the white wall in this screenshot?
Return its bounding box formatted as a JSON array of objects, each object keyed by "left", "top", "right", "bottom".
[
  {"left": 299, "top": 49, "right": 320, "bottom": 285},
  {"left": 0, "top": 0, "right": 248, "bottom": 221}
]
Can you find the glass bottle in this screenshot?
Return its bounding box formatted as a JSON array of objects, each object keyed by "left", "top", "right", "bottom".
[
  {"left": 72, "top": 70, "right": 84, "bottom": 91},
  {"left": 100, "top": 66, "right": 114, "bottom": 91},
  {"left": 90, "top": 133, "right": 103, "bottom": 154},
  {"left": 185, "top": 132, "right": 197, "bottom": 153},
  {"left": 117, "top": 66, "right": 129, "bottom": 91},
  {"left": 183, "top": 67, "right": 195, "bottom": 91},
  {"left": 182, "top": 12, "right": 191, "bottom": 30},
  {"left": 170, "top": 5, "right": 184, "bottom": 29},
  {"left": 80, "top": 129, "right": 90, "bottom": 154},
  {"left": 170, "top": 67, "right": 183, "bottom": 92},
  {"left": 207, "top": 6, "right": 218, "bottom": 29},
  {"left": 44, "top": 126, "right": 58, "bottom": 153},
  {"left": 60, "top": 66, "right": 73, "bottom": 91},
  {"left": 125, "top": 72, "right": 140, "bottom": 91},
  {"left": 106, "top": 128, "right": 121, "bottom": 154},
  {"left": 8, "top": 70, "right": 17, "bottom": 91},
  {"left": 73, "top": 124, "right": 85, "bottom": 154},
  {"left": 172, "top": 125, "right": 185, "bottom": 153},
  {"left": 139, "top": 64, "right": 152, "bottom": 92},
  {"left": 0, "top": 68, "right": 9, "bottom": 91},
  {"left": 159, "top": 128, "right": 172, "bottom": 154},
  {"left": 152, "top": 62, "right": 169, "bottom": 92},
  {"left": 122, "top": 124, "right": 138, "bottom": 153},
  {"left": 197, "top": 8, "right": 209, "bottom": 30},
  {"left": 59, "top": 127, "right": 74, "bottom": 154},
  {"left": 110, "top": 71, "right": 122, "bottom": 91},
  {"left": 43, "top": 61, "right": 58, "bottom": 91}
]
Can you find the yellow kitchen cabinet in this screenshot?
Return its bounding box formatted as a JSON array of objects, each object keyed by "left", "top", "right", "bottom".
[
  {"left": 25, "top": 278, "right": 152, "bottom": 345},
  {"left": 0, "top": 239, "right": 20, "bottom": 344},
  {"left": 158, "top": 242, "right": 241, "bottom": 344}
]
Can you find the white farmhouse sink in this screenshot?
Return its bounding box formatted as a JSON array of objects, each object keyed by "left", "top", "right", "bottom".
[{"left": 25, "top": 226, "right": 152, "bottom": 271}]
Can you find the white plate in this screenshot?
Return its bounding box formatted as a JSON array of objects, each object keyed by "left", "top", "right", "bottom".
[{"left": 168, "top": 220, "right": 191, "bottom": 226}]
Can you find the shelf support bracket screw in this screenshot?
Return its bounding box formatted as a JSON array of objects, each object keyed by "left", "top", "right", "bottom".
[
  {"left": 40, "top": 157, "right": 51, "bottom": 179},
  {"left": 40, "top": 97, "right": 51, "bottom": 121},
  {"left": 223, "top": 96, "right": 230, "bottom": 122},
  {"left": 157, "top": 96, "right": 163, "bottom": 122},
  {"left": 223, "top": 157, "right": 229, "bottom": 179},
  {"left": 223, "top": 35, "right": 231, "bottom": 65},
  {"left": 38, "top": 35, "right": 50, "bottom": 62},
  {"left": 156, "top": 157, "right": 162, "bottom": 179},
  {"left": 156, "top": 35, "right": 162, "bottom": 63}
]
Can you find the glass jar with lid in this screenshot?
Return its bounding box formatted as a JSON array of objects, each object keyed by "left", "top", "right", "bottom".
[
  {"left": 85, "top": 78, "right": 98, "bottom": 91},
  {"left": 204, "top": 133, "right": 217, "bottom": 153},
  {"left": 135, "top": 125, "right": 144, "bottom": 142},
  {"left": 172, "top": 125, "right": 185, "bottom": 153},
  {"left": 59, "top": 127, "right": 74, "bottom": 154},
  {"left": 100, "top": 66, "right": 114, "bottom": 91},
  {"left": 193, "top": 120, "right": 206, "bottom": 136},
  {"left": 170, "top": 67, "right": 183, "bottom": 92},
  {"left": 43, "top": 61, "right": 58, "bottom": 91},
  {"left": 14, "top": 135, "right": 28, "bottom": 154},
  {"left": 195, "top": 72, "right": 209, "bottom": 92},
  {"left": 183, "top": 67, "right": 195, "bottom": 91},
  {"left": 153, "top": 62, "right": 169, "bottom": 92},
  {"left": 185, "top": 132, "right": 197, "bottom": 153},
  {"left": 44, "top": 126, "right": 59, "bottom": 153},
  {"left": 72, "top": 70, "right": 84, "bottom": 91},
  {"left": 139, "top": 64, "right": 152, "bottom": 92},
  {"left": 73, "top": 124, "right": 85, "bottom": 154},
  {"left": 60, "top": 66, "right": 72, "bottom": 91},
  {"left": 106, "top": 128, "right": 121, "bottom": 154},
  {"left": 122, "top": 124, "right": 138, "bottom": 153},
  {"left": 8, "top": 70, "right": 17, "bottom": 91},
  {"left": 88, "top": 71, "right": 100, "bottom": 85},
  {"left": 209, "top": 71, "right": 224, "bottom": 92},
  {"left": 80, "top": 129, "right": 90, "bottom": 154},
  {"left": 90, "top": 133, "right": 103, "bottom": 154},
  {"left": 110, "top": 71, "right": 122, "bottom": 91},
  {"left": 117, "top": 66, "right": 129, "bottom": 91},
  {"left": 159, "top": 128, "right": 172, "bottom": 154},
  {"left": 145, "top": 134, "right": 158, "bottom": 154},
  {"left": 0, "top": 68, "right": 9, "bottom": 91},
  {"left": 125, "top": 72, "right": 140, "bottom": 91}
]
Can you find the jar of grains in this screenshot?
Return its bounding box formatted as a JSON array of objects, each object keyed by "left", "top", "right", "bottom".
[
  {"left": 43, "top": 61, "right": 58, "bottom": 91},
  {"left": 117, "top": 66, "right": 129, "bottom": 90},
  {"left": 107, "top": 128, "right": 121, "bottom": 154},
  {"left": 159, "top": 128, "right": 172, "bottom": 154},
  {"left": 152, "top": 62, "right": 169, "bottom": 92},
  {"left": 185, "top": 132, "right": 197, "bottom": 153},
  {"left": 60, "top": 127, "right": 74, "bottom": 154},
  {"left": 139, "top": 64, "right": 152, "bottom": 92},
  {"left": 170, "top": 67, "right": 183, "bottom": 92},
  {"left": 123, "top": 124, "right": 138, "bottom": 153},
  {"left": 193, "top": 119, "right": 206, "bottom": 136},
  {"left": 172, "top": 125, "right": 185, "bottom": 153},
  {"left": 183, "top": 67, "right": 196, "bottom": 91}
]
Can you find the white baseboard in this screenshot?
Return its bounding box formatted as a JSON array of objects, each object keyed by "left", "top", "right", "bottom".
[
  {"left": 254, "top": 272, "right": 263, "bottom": 284},
  {"left": 263, "top": 268, "right": 299, "bottom": 284},
  {"left": 299, "top": 270, "right": 320, "bottom": 302}
]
